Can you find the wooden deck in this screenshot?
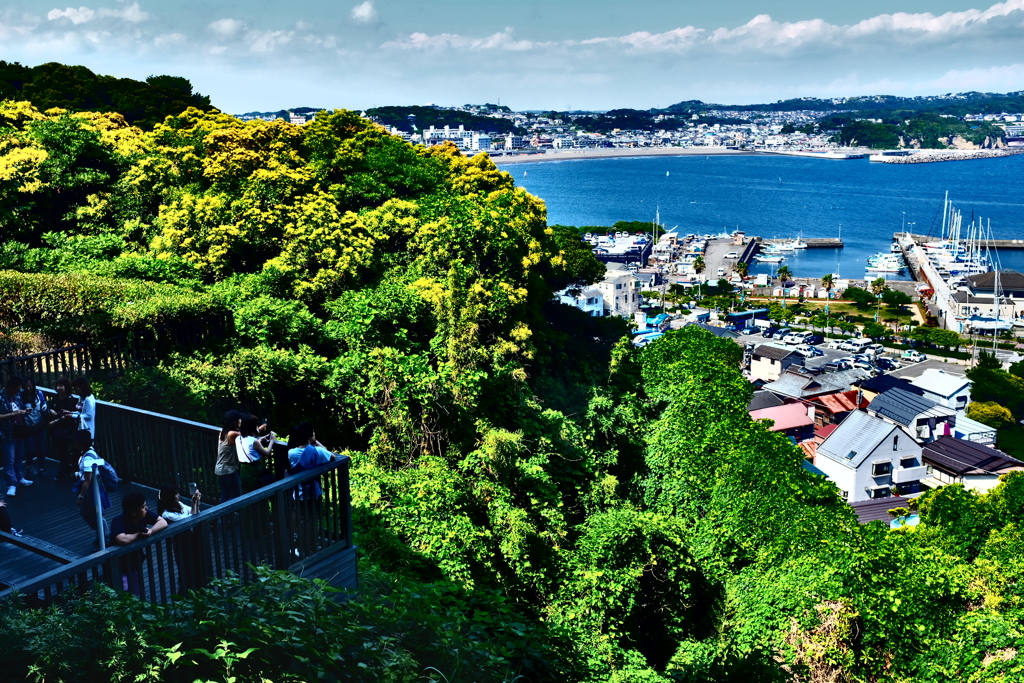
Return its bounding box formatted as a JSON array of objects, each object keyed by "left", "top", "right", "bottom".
[{"left": 1, "top": 457, "right": 357, "bottom": 602}]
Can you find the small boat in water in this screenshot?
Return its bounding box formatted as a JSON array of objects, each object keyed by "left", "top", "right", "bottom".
[{"left": 756, "top": 254, "right": 785, "bottom": 263}]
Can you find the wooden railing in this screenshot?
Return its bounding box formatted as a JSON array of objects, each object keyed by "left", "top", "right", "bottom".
[
  {"left": 0, "top": 315, "right": 228, "bottom": 388},
  {"left": 0, "top": 457, "right": 356, "bottom": 605},
  {"left": 39, "top": 389, "right": 225, "bottom": 503}
]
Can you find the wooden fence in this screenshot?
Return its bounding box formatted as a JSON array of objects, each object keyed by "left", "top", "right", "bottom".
[
  {"left": 0, "top": 457, "right": 357, "bottom": 604},
  {"left": 0, "top": 315, "right": 227, "bottom": 388}
]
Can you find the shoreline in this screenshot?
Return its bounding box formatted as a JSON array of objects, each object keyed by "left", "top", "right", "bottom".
[{"left": 491, "top": 147, "right": 752, "bottom": 165}]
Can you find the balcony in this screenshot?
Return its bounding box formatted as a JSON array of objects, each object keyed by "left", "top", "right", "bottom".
[{"left": 893, "top": 465, "right": 929, "bottom": 484}]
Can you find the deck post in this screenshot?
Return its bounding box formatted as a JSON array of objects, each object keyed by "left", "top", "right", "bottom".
[{"left": 91, "top": 463, "right": 106, "bottom": 551}]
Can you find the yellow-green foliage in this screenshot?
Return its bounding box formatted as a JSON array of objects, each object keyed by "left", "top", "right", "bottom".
[{"left": 967, "top": 400, "right": 1015, "bottom": 428}]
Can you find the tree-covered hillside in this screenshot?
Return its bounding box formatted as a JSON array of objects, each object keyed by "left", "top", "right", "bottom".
[
  {"left": 665, "top": 91, "right": 1024, "bottom": 117},
  {"left": 365, "top": 105, "right": 525, "bottom": 135},
  {"left": 0, "top": 62, "right": 213, "bottom": 129},
  {"left": 3, "top": 99, "right": 1024, "bottom": 682}
]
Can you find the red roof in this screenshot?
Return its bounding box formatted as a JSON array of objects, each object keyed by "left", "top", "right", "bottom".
[
  {"left": 813, "top": 390, "right": 869, "bottom": 415},
  {"left": 750, "top": 403, "right": 815, "bottom": 432},
  {"left": 815, "top": 423, "right": 840, "bottom": 440}
]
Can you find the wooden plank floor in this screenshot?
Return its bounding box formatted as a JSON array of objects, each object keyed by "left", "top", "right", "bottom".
[{"left": 1, "top": 461, "right": 159, "bottom": 582}]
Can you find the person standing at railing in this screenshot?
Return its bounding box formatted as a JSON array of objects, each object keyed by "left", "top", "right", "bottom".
[
  {"left": 110, "top": 492, "right": 167, "bottom": 596},
  {"left": 1, "top": 376, "right": 33, "bottom": 498},
  {"left": 72, "top": 429, "right": 110, "bottom": 545},
  {"left": 20, "top": 376, "right": 48, "bottom": 480},
  {"left": 286, "top": 422, "right": 337, "bottom": 557},
  {"left": 47, "top": 378, "right": 80, "bottom": 479},
  {"left": 237, "top": 414, "right": 276, "bottom": 491},
  {"left": 215, "top": 410, "right": 243, "bottom": 502},
  {"left": 70, "top": 377, "right": 96, "bottom": 438},
  {"left": 158, "top": 484, "right": 202, "bottom": 594}
]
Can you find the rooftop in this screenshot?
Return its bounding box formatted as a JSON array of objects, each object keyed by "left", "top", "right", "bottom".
[
  {"left": 753, "top": 344, "right": 800, "bottom": 361},
  {"left": 868, "top": 387, "right": 954, "bottom": 427},
  {"left": 747, "top": 390, "right": 785, "bottom": 412},
  {"left": 762, "top": 367, "right": 871, "bottom": 400},
  {"left": 812, "top": 389, "right": 869, "bottom": 415},
  {"left": 685, "top": 322, "right": 740, "bottom": 338},
  {"left": 749, "top": 402, "right": 814, "bottom": 431},
  {"left": 966, "top": 269, "right": 1024, "bottom": 292},
  {"left": 910, "top": 368, "right": 972, "bottom": 398},
  {"left": 817, "top": 410, "right": 906, "bottom": 470},
  {"left": 855, "top": 373, "right": 925, "bottom": 396},
  {"left": 922, "top": 436, "right": 1024, "bottom": 476}
]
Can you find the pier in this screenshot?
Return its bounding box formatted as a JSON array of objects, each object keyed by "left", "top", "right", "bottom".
[
  {"left": 759, "top": 237, "right": 844, "bottom": 248},
  {"left": 758, "top": 150, "right": 868, "bottom": 160},
  {"left": 894, "top": 233, "right": 1024, "bottom": 250}
]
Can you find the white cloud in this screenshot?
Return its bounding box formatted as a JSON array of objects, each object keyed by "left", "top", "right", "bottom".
[
  {"left": 47, "top": 3, "right": 148, "bottom": 24},
  {"left": 209, "top": 18, "right": 244, "bottom": 36},
  {"left": 48, "top": 7, "right": 95, "bottom": 24},
  {"left": 350, "top": 1, "right": 377, "bottom": 24},
  {"left": 383, "top": 27, "right": 536, "bottom": 51}
]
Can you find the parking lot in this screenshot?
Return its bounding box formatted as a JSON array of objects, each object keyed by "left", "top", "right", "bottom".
[{"left": 736, "top": 330, "right": 908, "bottom": 373}]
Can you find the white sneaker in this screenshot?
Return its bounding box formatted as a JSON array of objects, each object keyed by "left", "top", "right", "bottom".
[
  {"left": 18, "top": 478, "right": 33, "bottom": 487},
  {"left": 6, "top": 486, "right": 15, "bottom": 497}
]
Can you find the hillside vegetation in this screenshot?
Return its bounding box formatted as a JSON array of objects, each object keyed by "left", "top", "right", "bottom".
[{"left": 2, "top": 98, "right": 1024, "bottom": 682}]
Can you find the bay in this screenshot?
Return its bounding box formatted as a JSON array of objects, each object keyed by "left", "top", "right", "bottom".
[{"left": 512, "top": 153, "right": 1024, "bottom": 280}]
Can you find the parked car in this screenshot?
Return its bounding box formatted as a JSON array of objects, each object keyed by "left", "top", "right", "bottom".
[
  {"left": 852, "top": 360, "right": 874, "bottom": 371},
  {"left": 826, "top": 340, "right": 845, "bottom": 350},
  {"left": 865, "top": 343, "right": 885, "bottom": 356},
  {"left": 794, "top": 344, "right": 824, "bottom": 358},
  {"left": 876, "top": 357, "right": 902, "bottom": 371},
  {"left": 741, "top": 326, "right": 761, "bottom": 335},
  {"left": 724, "top": 251, "right": 739, "bottom": 259},
  {"left": 762, "top": 327, "right": 780, "bottom": 338},
  {"left": 902, "top": 350, "right": 927, "bottom": 363},
  {"left": 773, "top": 328, "right": 793, "bottom": 340},
  {"left": 824, "top": 360, "right": 851, "bottom": 372},
  {"left": 805, "top": 334, "right": 824, "bottom": 345}
]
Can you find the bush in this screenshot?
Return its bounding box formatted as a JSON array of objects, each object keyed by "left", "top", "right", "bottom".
[{"left": 966, "top": 401, "right": 1014, "bottom": 429}]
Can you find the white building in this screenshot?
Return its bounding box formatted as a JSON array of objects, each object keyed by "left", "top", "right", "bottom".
[
  {"left": 558, "top": 287, "right": 604, "bottom": 317},
  {"left": 749, "top": 344, "right": 804, "bottom": 383},
  {"left": 471, "top": 133, "right": 492, "bottom": 151},
  {"left": 815, "top": 411, "right": 926, "bottom": 502},
  {"left": 596, "top": 271, "right": 641, "bottom": 317}
]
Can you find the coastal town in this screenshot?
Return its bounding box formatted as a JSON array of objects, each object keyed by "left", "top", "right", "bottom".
[
  {"left": 240, "top": 98, "right": 1024, "bottom": 160},
  {"left": 553, "top": 210, "right": 1024, "bottom": 522}
]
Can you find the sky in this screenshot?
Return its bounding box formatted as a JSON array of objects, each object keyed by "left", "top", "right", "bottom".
[{"left": 2, "top": 0, "right": 1023, "bottom": 112}]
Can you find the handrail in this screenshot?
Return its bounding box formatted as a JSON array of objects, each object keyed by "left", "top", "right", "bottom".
[
  {"left": 0, "top": 532, "right": 75, "bottom": 565},
  {"left": 39, "top": 387, "right": 224, "bottom": 502},
  {"left": 0, "top": 455, "right": 353, "bottom": 604}
]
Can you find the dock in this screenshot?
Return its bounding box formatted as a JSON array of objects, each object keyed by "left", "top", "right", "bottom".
[
  {"left": 758, "top": 150, "right": 869, "bottom": 160},
  {"left": 759, "top": 237, "right": 844, "bottom": 248},
  {"left": 894, "top": 233, "right": 1024, "bottom": 250}
]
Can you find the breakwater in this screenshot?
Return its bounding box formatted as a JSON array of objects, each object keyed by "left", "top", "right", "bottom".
[{"left": 869, "top": 150, "right": 1023, "bottom": 164}]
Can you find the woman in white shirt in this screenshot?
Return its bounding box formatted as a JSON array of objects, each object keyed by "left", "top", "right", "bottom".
[
  {"left": 71, "top": 377, "right": 96, "bottom": 438},
  {"left": 158, "top": 484, "right": 202, "bottom": 593}
]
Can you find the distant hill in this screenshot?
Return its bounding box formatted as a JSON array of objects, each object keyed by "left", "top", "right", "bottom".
[
  {"left": 0, "top": 61, "right": 213, "bottom": 129},
  {"left": 365, "top": 106, "right": 525, "bottom": 135},
  {"left": 663, "top": 91, "right": 1024, "bottom": 117},
  {"left": 237, "top": 106, "right": 323, "bottom": 120}
]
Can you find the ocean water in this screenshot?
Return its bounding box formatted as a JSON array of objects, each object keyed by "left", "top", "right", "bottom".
[{"left": 511, "top": 153, "right": 1024, "bottom": 280}]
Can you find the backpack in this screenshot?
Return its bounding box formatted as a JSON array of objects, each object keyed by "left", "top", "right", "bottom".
[{"left": 85, "top": 448, "right": 121, "bottom": 492}]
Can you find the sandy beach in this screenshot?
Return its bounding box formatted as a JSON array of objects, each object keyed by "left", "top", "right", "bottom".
[{"left": 491, "top": 147, "right": 753, "bottom": 165}]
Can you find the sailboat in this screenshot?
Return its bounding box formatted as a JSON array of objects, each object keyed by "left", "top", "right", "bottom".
[{"left": 666, "top": 171, "right": 670, "bottom": 177}]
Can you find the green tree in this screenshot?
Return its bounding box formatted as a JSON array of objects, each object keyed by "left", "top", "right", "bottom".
[
  {"left": 929, "top": 328, "right": 965, "bottom": 351},
  {"left": 820, "top": 273, "right": 835, "bottom": 315},
  {"left": 966, "top": 401, "right": 1014, "bottom": 428}
]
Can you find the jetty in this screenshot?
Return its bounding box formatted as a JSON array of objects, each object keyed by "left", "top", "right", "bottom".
[
  {"left": 894, "top": 233, "right": 1024, "bottom": 250},
  {"left": 870, "top": 150, "right": 1023, "bottom": 164},
  {"left": 760, "top": 237, "right": 844, "bottom": 248},
  {"left": 758, "top": 150, "right": 868, "bottom": 160}
]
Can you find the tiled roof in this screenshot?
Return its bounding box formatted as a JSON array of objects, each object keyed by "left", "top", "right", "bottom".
[
  {"left": 868, "top": 387, "right": 953, "bottom": 427},
  {"left": 763, "top": 368, "right": 871, "bottom": 400},
  {"left": 753, "top": 344, "right": 799, "bottom": 361},
  {"left": 817, "top": 410, "right": 902, "bottom": 469},
  {"left": 923, "top": 436, "right": 1024, "bottom": 476},
  {"left": 747, "top": 390, "right": 785, "bottom": 412},
  {"left": 966, "top": 269, "right": 1024, "bottom": 292},
  {"left": 855, "top": 374, "right": 924, "bottom": 396},
  {"left": 813, "top": 390, "right": 869, "bottom": 415},
  {"left": 850, "top": 497, "right": 911, "bottom": 524}
]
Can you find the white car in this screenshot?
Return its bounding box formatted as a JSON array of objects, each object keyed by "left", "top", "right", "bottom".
[
  {"left": 902, "top": 350, "right": 927, "bottom": 363},
  {"left": 724, "top": 251, "right": 739, "bottom": 259},
  {"left": 794, "top": 344, "right": 824, "bottom": 357}
]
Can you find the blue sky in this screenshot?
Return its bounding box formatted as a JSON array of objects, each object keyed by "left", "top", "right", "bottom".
[{"left": 2, "top": 0, "right": 1023, "bottom": 112}]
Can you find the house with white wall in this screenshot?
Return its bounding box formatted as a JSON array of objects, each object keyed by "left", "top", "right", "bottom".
[
  {"left": 909, "top": 369, "right": 971, "bottom": 413},
  {"left": 596, "top": 271, "right": 641, "bottom": 317},
  {"left": 558, "top": 287, "right": 604, "bottom": 317},
  {"left": 814, "top": 410, "right": 926, "bottom": 502},
  {"left": 749, "top": 344, "right": 804, "bottom": 383}
]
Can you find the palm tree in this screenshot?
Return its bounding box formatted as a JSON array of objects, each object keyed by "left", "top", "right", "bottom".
[
  {"left": 735, "top": 260, "right": 749, "bottom": 279},
  {"left": 776, "top": 265, "right": 792, "bottom": 307},
  {"left": 692, "top": 256, "right": 705, "bottom": 275},
  {"left": 820, "top": 273, "right": 835, "bottom": 316},
  {"left": 870, "top": 277, "right": 887, "bottom": 323}
]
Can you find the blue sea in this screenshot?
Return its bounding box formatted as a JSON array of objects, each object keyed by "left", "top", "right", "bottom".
[{"left": 511, "top": 153, "right": 1024, "bottom": 280}]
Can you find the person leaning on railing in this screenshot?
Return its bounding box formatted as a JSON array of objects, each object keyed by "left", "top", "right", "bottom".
[
  {"left": 110, "top": 491, "right": 167, "bottom": 596},
  {"left": 215, "top": 410, "right": 243, "bottom": 502},
  {"left": 158, "top": 484, "right": 202, "bottom": 594},
  {"left": 238, "top": 414, "right": 276, "bottom": 491},
  {"left": 0, "top": 376, "right": 33, "bottom": 498}
]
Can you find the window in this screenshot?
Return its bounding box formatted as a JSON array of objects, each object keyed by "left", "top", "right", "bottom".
[
  {"left": 839, "top": 490, "right": 849, "bottom": 500},
  {"left": 872, "top": 462, "right": 892, "bottom": 477},
  {"left": 893, "top": 436, "right": 899, "bottom": 451},
  {"left": 900, "top": 457, "right": 917, "bottom": 469},
  {"left": 871, "top": 487, "right": 891, "bottom": 499},
  {"left": 616, "top": 284, "right": 622, "bottom": 290}
]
